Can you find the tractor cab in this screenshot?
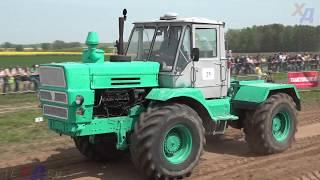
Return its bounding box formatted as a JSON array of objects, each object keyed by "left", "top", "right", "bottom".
[{"left": 126, "top": 14, "right": 229, "bottom": 98}]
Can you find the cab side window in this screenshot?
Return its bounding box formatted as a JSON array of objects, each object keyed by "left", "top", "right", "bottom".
[
  {"left": 195, "top": 28, "right": 217, "bottom": 58},
  {"left": 176, "top": 26, "right": 191, "bottom": 72}
]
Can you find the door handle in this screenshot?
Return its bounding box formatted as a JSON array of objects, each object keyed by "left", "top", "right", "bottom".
[
  {"left": 191, "top": 67, "right": 197, "bottom": 87},
  {"left": 221, "top": 65, "right": 226, "bottom": 81}
]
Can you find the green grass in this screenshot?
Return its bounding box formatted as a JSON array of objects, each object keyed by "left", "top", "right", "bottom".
[
  {"left": 0, "top": 93, "right": 38, "bottom": 105},
  {"left": 0, "top": 55, "right": 81, "bottom": 68},
  {"left": 300, "top": 90, "right": 320, "bottom": 103},
  {"left": 0, "top": 110, "right": 56, "bottom": 145},
  {"left": 234, "top": 72, "right": 288, "bottom": 83}
]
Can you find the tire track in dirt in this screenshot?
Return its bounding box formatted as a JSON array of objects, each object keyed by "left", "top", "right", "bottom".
[
  {"left": 192, "top": 135, "right": 320, "bottom": 179},
  {"left": 298, "top": 108, "right": 320, "bottom": 126},
  {"left": 212, "top": 144, "right": 320, "bottom": 180},
  {"left": 191, "top": 120, "right": 320, "bottom": 180},
  {"left": 291, "top": 170, "right": 320, "bottom": 180},
  {"left": 198, "top": 142, "right": 320, "bottom": 180}
]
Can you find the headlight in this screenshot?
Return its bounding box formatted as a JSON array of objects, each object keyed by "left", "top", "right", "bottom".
[{"left": 75, "top": 95, "right": 84, "bottom": 105}]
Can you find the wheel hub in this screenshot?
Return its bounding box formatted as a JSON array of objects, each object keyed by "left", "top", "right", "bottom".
[
  {"left": 164, "top": 132, "right": 181, "bottom": 154},
  {"left": 272, "top": 111, "right": 291, "bottom": 142},
  {"left": 163, "top": 124, "right": 192, "bottom": 165},
  {"left": 272, "top": 117, "right": 281, "bottom": 131}
]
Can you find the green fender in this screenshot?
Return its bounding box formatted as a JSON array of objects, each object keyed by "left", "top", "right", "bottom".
[
  {"left": 232, "top": 80, "right": 301, "bottom": 110},
  {"left": 145, "top": 88, "right": 216, "bottom": 119}
]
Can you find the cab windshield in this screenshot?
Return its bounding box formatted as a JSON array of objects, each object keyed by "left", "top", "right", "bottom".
[{"left": 126, "top": 26, "right": 183, "bottom": 71}]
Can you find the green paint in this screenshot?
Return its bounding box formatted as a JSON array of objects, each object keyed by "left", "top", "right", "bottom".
[
  {"left": 88, "top": 61, "right": 159, "bottom": 89},
  {"left": 82, "top": 32, "right": 104, "bottom": 64},
  {"left": 232, "top": 80, "right": 300, "bottom": 103},
  {"left": 272, "top": 111, "right": 291, "bottom": 142},
  {"left": 146, "top": 88, "right": 237, "bottom": 121},
  {"left": 163, "top": 124, "right": 192, "bottom": 164}
]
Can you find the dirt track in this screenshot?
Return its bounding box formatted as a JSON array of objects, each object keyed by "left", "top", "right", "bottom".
[{"left": 1, "top": 102, "right": 320, "bottom": 180}]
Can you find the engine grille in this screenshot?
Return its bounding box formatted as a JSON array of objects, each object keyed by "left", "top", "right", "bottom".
[
  {"left": 39, "top": 90, "right": 68, "bottom": 104},
  {"left": 39, "top": 66, "right": 66, "bottom": 88},
  {"left": 39, "top": 90, "right": 52, "bottom": 101},
  {"left": 110, "top": 77, "right": 141, "bottom": 85},
  {"left": 43, "top": 105, "right": 68, "bottom": 120}
]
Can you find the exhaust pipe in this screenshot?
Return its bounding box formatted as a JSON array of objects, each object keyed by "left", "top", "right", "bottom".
[{"left": 116, "top": 9, "right": 127, "bottom": 55}]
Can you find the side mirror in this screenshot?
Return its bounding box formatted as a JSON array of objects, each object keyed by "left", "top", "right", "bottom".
[{"left": 191, "top": 48, "right": 200, "bottom": 62}]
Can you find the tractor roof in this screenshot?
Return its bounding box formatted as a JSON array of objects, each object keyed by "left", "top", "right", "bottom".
[{"left": 134, "top": 14, "right": 224, "bottom": 26}]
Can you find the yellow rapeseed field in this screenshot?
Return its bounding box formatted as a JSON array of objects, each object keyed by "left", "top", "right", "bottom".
[
  {"left": 0, "top": 52, "right": 115, "bottom": 56},
  {"left": 0, "top": 52, "right": 82, "bottom": 56}
]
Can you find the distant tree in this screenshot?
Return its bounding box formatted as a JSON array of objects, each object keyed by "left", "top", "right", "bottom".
[
  {"left": 52, "top": 40, "right": 66, "bottom": 50},
  {"left": 67, "top": 42, "right": 81, "bottom": 48},
  {"left": 3, "top": 42, "right": 13, "bottom": 49},
  {"left": 15, "top": 45, "right": 24, "bottom": 51},
  {"left": 41, "top": 43, "right": 51, "bottom": 51},
  {"left": 31, "top": 45, "right": 38, "bottom": 51}
]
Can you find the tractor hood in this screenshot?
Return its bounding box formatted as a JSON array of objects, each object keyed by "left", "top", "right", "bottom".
[
  {"left": 39, "top": 61, "right": 160, "bottom": 90},
  {"left": 87, "top": 61, "right": 160, "bottom": 89}
]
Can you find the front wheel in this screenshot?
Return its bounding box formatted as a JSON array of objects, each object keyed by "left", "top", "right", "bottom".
[
  {"left": 244, "top": 93, "right": 298, "bottom": 154},
  {"left": 130, "top": 103, "right": 205, "bottom": 179}
]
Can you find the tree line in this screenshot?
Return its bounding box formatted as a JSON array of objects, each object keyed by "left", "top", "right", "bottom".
[
  {"left": 2, "top": 24, "right": 319, "bottom": 53},
  {"left": 0, "top": 41, "right": 81, "bottom": 51},
  {"left": 226, "top": 24, "right": 320, "bottom": 53}
]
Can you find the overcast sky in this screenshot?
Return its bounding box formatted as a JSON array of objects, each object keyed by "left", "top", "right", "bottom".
[{"left": 0, "top": 0, "right": 319, "bottom": 44}]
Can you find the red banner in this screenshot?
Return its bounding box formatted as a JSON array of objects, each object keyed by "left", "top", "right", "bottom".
[{"left": 288, "top": 71, "right": 319, "bottom": 89}]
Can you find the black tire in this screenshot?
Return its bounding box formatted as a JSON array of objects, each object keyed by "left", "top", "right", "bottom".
[
  {"left": 130, "top": 103, "right": 205, "bottom": 180},
  {"left": 73, "top": 134, "right": 126, "bottom": 161},
  {"left": 244, "top": 93, "right": 298, "bottom": 154}
]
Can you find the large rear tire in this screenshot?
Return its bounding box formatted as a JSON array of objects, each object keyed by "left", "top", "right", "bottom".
[
  {"left": 130, "top": 103, "right": 205, "bottom": 179},
  {"left": 244, "top": 93, "right": 298, "bottom": 154},
  {"left": 74, "top": 134, "right": 126, "bottom": 161}
]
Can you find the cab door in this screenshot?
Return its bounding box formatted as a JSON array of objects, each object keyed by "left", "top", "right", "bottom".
[{"left": 192, "top": 24, "right": 228, "bottom": 98}]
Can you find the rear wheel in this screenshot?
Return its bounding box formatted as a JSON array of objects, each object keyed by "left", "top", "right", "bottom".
[
  {"left": 244, "top": 93, "right": 298, "bottom": 154},
  {"left": 73, "top": 134, "right": 126, "bottom": 161},
  {"left": 130, "top": 103, "right": 205, "bottom": 179}
]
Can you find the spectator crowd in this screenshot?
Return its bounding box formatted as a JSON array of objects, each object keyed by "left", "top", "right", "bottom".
[
  {"left": 230, "top": 53, "right": 320, "bottom": 75},
  {"left": 0, "top": 65, "right": 39, "bottom": 94}
]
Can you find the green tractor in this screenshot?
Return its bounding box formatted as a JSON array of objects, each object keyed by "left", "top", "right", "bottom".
[{"left": 39, "top": 11, "right": 300, "bottom": 179}]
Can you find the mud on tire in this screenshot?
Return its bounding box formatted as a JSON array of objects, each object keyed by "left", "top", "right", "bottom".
[
  {"left": 244, "top": 93, "right": 298, "bottom": 154},
  {"left": 130, "top": 103, "right": 205, "bottom": 179}
]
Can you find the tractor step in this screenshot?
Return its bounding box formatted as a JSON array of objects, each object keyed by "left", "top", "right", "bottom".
[
  {"left": 210, "top": 115, "right": 238, "bottom": 135},
  {"left": 213, "top": 120, "right": 227, "bottom": 135},
  {"left": 213, "top": 114, "right": 239, "bottom": 121}
]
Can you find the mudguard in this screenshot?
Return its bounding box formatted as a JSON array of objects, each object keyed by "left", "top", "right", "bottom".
[
  {"left": 232, "top": 80, "right": 301, "bottom": 110},
  {"left": 146, "top": 88, "right": 216, "bottom": 119}
]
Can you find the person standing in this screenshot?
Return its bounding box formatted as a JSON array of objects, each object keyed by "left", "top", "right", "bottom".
[
  {"left": 255, "top": 63, "right": 263, "bottom": 80},
  {"left": 20, "top": 67, "right": 30, "bottom": 92},
  {"left": 30, "top": 65, "right": 40, "bottom": 91},
  {"left": 0, "top": 69, "right": 4, "bottom": 94},
  {"left": 11, "top": 67, "right": 20, "bottom": 92},
  {"left": 3, "top": 68, "right": 12, "bottom": 94}
]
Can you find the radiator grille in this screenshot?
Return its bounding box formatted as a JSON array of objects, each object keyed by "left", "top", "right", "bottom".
[
  {"left": 39, "top": 90, "right": 68, "bottom": 104},
  {"left": 39, "top": 66, "right": 66, "bottom": 88},
  {"left": 43, "top": 105, "right": 68, "bottom": 120},
  {"left": 54, "top": 92, "right": 68, "bottom": 104},
  {"left": 39, "top": 91, "right": 52, "bottom": 101}
]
